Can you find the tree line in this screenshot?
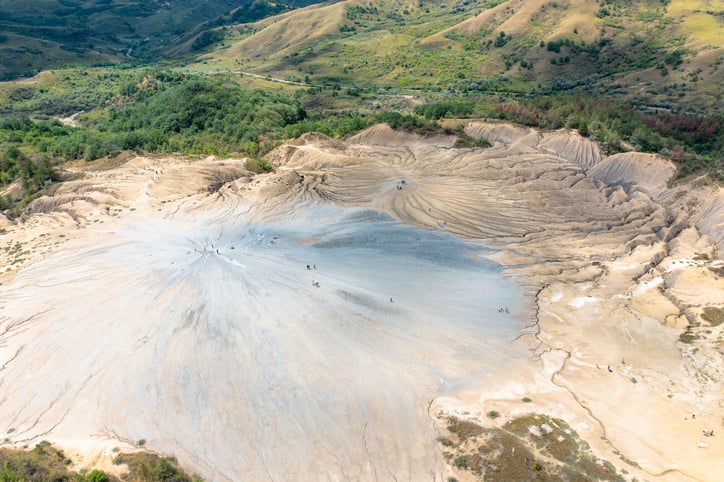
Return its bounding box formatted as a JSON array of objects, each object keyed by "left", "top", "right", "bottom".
[{"left": 1, "top": 75, "right": 720, "bottom": 213}]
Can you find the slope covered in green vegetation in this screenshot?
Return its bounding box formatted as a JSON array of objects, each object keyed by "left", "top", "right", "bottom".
[
  {"left": 0, "top": 69, "right": 422, "bottom": 210},
  {"left": 1, "top": 68, "right": 720, "bottom": 213},
  {"left": 0, "top": 442, "right": 201, "bottom": 482},
  {"left": 202, "top": 0, "right": 723, "bottom": 114},
  {"left": 0, "top": 0, "right": 324, "bottom": 80},
  {"left": 0, "top": 0, "right": 721, "bottom": 212}
]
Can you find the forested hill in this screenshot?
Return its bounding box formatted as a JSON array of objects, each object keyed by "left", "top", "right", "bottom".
[{"left": 0, "top": 0, "right": 325, "bottom": 80}]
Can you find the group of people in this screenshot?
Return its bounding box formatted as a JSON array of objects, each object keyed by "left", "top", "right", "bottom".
[
  {"left": 308, "top": 263, "right": 320, "bottom": 287},
  {"left": 497, "top": 306, "right": 510, "bottom": 313},
  {"left": 684, "top": 414, "right": 716, "bottom": 438},
  {"left": 306, "top": 264, "right": 397, "bottom": 303}
]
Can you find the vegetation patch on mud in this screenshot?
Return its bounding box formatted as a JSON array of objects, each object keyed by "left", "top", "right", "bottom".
[
  {"left": 440, "top": 414, "right": 625, "bottom": 481},
  {"left": 0, "top": 442, "right": 201, "bottom": 481},
  {"left": 701, "top": 306, "right": 724, "bottom": 326}
]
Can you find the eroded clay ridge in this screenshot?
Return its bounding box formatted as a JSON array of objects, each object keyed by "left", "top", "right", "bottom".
[{"left": 271, "top": 122, "right": 700, "bottom": 259}]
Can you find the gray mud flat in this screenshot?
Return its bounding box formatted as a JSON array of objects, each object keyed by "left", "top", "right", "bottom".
[{"left": 0, "top": 203, "right": 525, "bottom": 481}]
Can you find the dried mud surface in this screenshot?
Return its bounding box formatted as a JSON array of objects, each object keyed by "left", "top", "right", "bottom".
[{"left": 1, "top": 122, "right": 722, "bottom": 481}]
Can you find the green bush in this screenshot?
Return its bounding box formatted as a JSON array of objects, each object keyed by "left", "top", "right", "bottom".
[
  {"left": 86, "top": 469, "right": 109, "bottom": 482},
  {"left": 414, "top": 101, "right": 474, "bottom": 119},
  {"left": 191, "top": 30, "right": 224, "bottom": 52}
]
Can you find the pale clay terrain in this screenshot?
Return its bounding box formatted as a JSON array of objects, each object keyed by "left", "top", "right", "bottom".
[{"left": 0, "top": 121, "right": 722, "bottom": 481}]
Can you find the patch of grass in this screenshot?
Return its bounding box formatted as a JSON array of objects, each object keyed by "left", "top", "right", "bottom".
[
  {"left": 442, "top": 413, "right": 625, "bottom": 481},
  {"left": 701, "top": 307, "right": 724, "bottom": 326},
  {"left": 113, "top": 452, "right": 202, "bottom": 482},
  {"left": 682, "top": 13, "right": 722, "bottom": 44},
  {"left": 446, "top": 417, "right": 484, "bottom": 441},
  {"left": 476, "top": 430, "right": 542, "bottom": 481},
  {"left": 437, "top": 436, "right": 455, "bottom": 447},
  {"left": 510, "top": 415, "right": 624, "bottom": 480},
  {"left": 453, "top": 454, "right": 468, "bottom": 469},
  {"left": 246, "top": 158, "right": 274, "bottom": 174},
  {"left": 452, "top": 126, "right": 491, "bottom": 149},
  {"left": 679, "top": 331, "right": 699, "bottom": 344},
  {"left": 0, "top": 442, "right": 114, "bottom": 481}
]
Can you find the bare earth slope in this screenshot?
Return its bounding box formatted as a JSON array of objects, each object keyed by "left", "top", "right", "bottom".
[{"left": 0, "top": 124, "right": 722, "bottom": 481}]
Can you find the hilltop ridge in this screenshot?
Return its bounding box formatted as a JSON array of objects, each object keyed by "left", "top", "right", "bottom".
[
  {"left": 0, "top": 0, "right": 325, "bottom": 79},
  {"left": 200, "top": 0, "right": 723, "bottom": 113}
]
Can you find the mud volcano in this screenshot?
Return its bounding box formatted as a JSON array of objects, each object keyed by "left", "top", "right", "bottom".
[
  {"left": 1, "top": 121, "right": 722, "bottom": 481},
  {"left": 0, "top": 200, "right": 526, "bottom": 480}
]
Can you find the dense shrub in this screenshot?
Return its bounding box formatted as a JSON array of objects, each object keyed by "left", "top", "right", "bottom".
[
  {"left": 414, "top": 101, "right": 474, "bottom": 119},
  {"left": 93, "top": 78, "right": 307, "bottom": 153},
  {"left": 191, "top": 30, "right": 224, "bottom": 52}
]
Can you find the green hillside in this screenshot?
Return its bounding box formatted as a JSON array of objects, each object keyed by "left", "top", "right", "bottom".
[
  {"left": 0, "top": 0, "right": 323, "bottom": 79},
  {"left": 198, "top": 0, "right": 723, "bottom": 114}
]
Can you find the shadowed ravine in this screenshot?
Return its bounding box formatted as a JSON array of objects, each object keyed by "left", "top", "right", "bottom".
[{"left": 0, "top": 202, "right": 526, "bottom": 480}]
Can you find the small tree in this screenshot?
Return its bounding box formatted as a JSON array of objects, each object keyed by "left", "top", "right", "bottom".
[
  {"left": 578, "top": 119, "right": 589, "bottom": 137},
  {"left": 86, "top": 469, "right": 110, "bottom": 482}
]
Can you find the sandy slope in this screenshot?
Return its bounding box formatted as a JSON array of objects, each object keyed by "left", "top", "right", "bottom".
[{"left": 1, "top": 125, "right": 722, "bottom": 481}]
